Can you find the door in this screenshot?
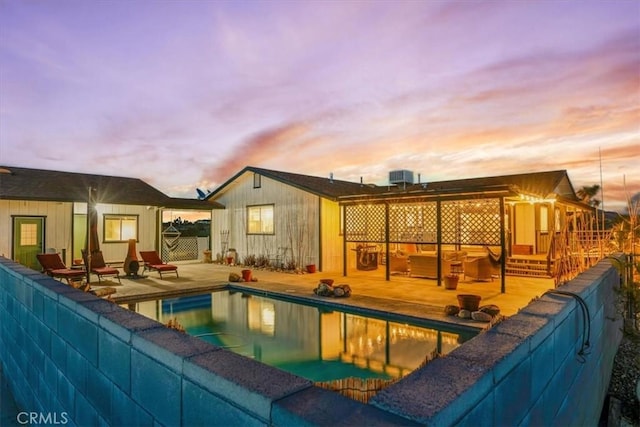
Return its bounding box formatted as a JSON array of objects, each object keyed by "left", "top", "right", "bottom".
[{"left": 13, "top": 216, "right": 45, "bottom": 270}]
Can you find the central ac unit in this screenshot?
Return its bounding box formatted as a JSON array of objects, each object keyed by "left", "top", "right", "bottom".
[{"left": 389, "top": 170, "right": 414, "bottom": 185}]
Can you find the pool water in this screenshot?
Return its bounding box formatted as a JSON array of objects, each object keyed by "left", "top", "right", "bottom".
[{"left": 129, "top": 290, "right": 476, "bottom": 382}]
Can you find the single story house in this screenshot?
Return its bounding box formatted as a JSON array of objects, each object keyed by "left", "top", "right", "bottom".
[
  {"left": 207, "top": 166, "right": 596, "bottom": 291},
  {"left": 0, "top": 166, "right": 221, "bottom": 271}
]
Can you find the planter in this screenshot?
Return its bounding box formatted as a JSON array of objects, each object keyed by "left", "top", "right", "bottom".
[
  {"left": 444, "top": 275, "right": 459, "bottom": 290},
  {"left": 241, "top": 269, "right": 252, "bottom": 282},
  {"left": 306, "top": 264, "right": 316, "bottom": 273},
  {"left": 457, "top": 294, "right": 482, "bottom": 312},
  {"left": 226, "top": 257, "right": 234, "bottom": 265}
]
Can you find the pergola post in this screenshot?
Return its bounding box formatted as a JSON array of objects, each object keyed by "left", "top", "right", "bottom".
[
  {"left": 436, "top": 200, "right": 442, "bottom": 287},
  {"left": 500, "top": 197, "right": 506, "bottom": 293}
]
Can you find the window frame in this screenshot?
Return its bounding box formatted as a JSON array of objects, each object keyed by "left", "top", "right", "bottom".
[
  {"left": 246, "top": 204, "right": 274, "bottom": 235},
  {"left": 103, "top": 214, "right": 139, "bottom": 242},
  {"left": 253, "top": 173, "right": 261, "bottom": 189}
]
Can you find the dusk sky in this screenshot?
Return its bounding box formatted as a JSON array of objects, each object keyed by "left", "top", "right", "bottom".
[{"left": 1, "top": 0, "right": 638, "bottom": 212}]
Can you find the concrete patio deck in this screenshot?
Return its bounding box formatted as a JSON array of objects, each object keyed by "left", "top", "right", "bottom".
[{"left": 93, "top": 261, "right": 555, "bottom": 329}]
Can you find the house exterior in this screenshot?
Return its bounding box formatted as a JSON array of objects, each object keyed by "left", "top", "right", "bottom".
[
  {"left": 206, "top": 167, "right": 378, "bottom": 272},
  {"left": 208, "top": 166, "right": 596, "bottom": 290},
  {"left": 0, "top": 166, "right": 221, "bottom": 271}
]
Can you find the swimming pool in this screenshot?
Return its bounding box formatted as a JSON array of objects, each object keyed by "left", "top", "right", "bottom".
[{"left": 127, "top": 289, "right": 477, "bottom": 382}]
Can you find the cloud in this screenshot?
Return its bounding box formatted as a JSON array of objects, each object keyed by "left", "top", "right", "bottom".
[{"left": 200, "top": 122, "right": 309, "bottom": 183}]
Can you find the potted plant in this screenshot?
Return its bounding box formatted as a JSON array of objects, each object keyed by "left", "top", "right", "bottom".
[{"left": 444, "top": 274, "right": 459, "bottom": 290}]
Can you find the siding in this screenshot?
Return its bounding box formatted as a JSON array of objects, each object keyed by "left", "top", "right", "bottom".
[
  {"left": 211, "top": 172, "right": 321, "bottom": 270},
  {"left": 0, "top": 200, "right": 158, "bottom": 267}
]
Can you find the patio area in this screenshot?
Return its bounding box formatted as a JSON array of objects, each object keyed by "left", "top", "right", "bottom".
[{"left": 94, "top": 261, "right": 555, "bottom": 328}]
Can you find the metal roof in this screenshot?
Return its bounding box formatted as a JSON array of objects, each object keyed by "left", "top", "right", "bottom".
[{"left": 0, "top": 166, "right": 222, "bottom": 210}]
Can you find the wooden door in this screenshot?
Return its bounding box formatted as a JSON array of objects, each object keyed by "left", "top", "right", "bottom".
[{"left": 12, "top": 216, "right": 45, "bottom": 270}]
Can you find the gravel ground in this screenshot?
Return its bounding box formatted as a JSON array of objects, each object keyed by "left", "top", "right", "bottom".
[{"left": 607, "top": 327, "right": 640, "bottom": 425}]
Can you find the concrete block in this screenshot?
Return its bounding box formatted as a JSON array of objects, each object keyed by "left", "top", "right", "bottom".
[
  {"left": 98, "top": 329, "right": 131, "bottom": 392},
  {"left": 86, "top": 367, "right": 113, "bottom": 418},
  {"left": 185, "top": 349, "right": 311, "bottom": 422},
  {"left": 65, "top": 347, "right": 89, "bottom": 394},
  {"left": 494, "top": 357, "right": 532, "bottom": 426},
  {"left": 131, "top": 350, "right": 181, "bottom": 426},
  {"left": 57, "top": 305, "right": 98, "bottom": 365},
  {"left": 35, "top": 276, "right": 75, "bottom": 300},
  {"left": 33, "top": 316, "right": 51, "bottom": 355},
  {"left": 56, "top": 370, "right": 76, "bottom": 415},
  {"left": 454, "top": 390, "right": 494, "bottom": 427},
  {"left": 110, "top": 380, "right": 154, "bottom": 427},
  {"left": 490, "top": 312, "right": 552, "bottom": 346},
  {"left": 59, "top": 292, "right": 102, "bottom": 322},
  {"left": 449, "top": 329, "right": 528, "bottom": 384},
  {"left": 530, "top": 332, "right": 554, "bottom": 397},
  {"left": 50, "top": 333, "right": 67, "bottom": 371},
  {"left": 133, "top": 327, "right": 215, "bottom": 373},
  {"left": 272, "top": 385, "right": 419, "bottom": 427},
  {"left": 520, "top": 297, "right": 570, "bottom": 325},
  {"left": 371, "top": 356, "right": 492, "bottom": 425},
  {"left": 44, "top": 356, "right": 59, "bottom": 394},
  {"left": 182, "top": 380, "right": 266, "bottom": 426},
  {"left": 99, "top": 309, "right": 161, "bottom": 343},
  {"left": 552, "top": 311, "right": 581, "bottom": 369},
  {"left": 43, "top": 295, "right": 58, "bottom": 333},
  {"left": 74, "top": 387, "right": 98, "bottom": 427}
]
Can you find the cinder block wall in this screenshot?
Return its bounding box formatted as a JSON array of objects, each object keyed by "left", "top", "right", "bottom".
[
  {"left": 371, "top": 258, "right": 623, "bottom": 425},
  {"left": 0, "top": 258, "right": 414, "bottom": 426},
  {"left": 0, "top": 256, "right": 622, "bottom": 426}
]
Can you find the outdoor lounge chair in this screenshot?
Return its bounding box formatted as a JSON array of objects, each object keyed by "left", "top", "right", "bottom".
[
  {"left": 139, "top": 251, "right": 179, "bottom": 279},
  {"left": 81, "top": 250, "right": 121, "bottom": 284},
  {"left": 36, "top": 253, "right": 86, "bottom": 284}
]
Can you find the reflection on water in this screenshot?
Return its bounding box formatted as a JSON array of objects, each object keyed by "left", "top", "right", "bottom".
[{"left": 127, "top": 290, "right": 476, "bottom": 382}]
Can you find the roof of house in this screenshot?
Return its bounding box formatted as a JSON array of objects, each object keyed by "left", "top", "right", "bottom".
[
  {"left": 208, "top": 166, "right": 587, "bottom": 206},
  {"left": 0, "top": 166, "right": 223, "bottom": 209},
  {"left": 207, "top": 166, "right": 383, "bottom": 201}
]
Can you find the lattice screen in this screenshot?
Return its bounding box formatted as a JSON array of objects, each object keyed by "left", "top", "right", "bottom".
[
  {"left": 345, "top": 199, "right": 501, "bottom": 245},
  {"left": 388, "top": 202, "right": 437, "bottom": 242},
  {"left": 441, "top": 199, "right": 501, "bottom": 245},
  {"left": 345, "top": 204, "right": 386, "bottom": 242}
]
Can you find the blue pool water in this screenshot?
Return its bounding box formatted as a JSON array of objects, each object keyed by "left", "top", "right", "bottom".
[{"left": 130, "top": 289, "right": 477, "bottom": 382}]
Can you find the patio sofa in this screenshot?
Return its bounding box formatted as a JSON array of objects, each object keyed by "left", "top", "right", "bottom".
[
  {"left": 463, "top": 246, "right": 502, "bottom": 281},
  {"left": 388, "top": 253, "right": 409, "bottom": 274},
  {"left": 409, "top": 251, "right": 467, "bottom": 279},
  {"left": 464, "top": 256, "right": 500, "bottom": 281}
]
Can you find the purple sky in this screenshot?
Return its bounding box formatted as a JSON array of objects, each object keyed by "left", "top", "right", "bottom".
[{"left": 1, "top": 0, "right": 638, "bottom": 212}]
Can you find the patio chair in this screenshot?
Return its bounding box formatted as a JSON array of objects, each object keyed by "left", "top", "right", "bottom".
[
  {"left": 81, "top": 250, "right": 121, "bottom": 284},
  {"left": 36, "top": 253, "right": 86, "bottom": 284},
  {"left": 139, "top": 250, "right": 179, "bottom": 279}
]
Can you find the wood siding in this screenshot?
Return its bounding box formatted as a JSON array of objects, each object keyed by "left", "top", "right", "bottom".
[
  {"left": 211, "top": 172, "right": 323, "bottom": 270},
  {"left": 1, "top": 200, "right": 158, "bottom": 267}
]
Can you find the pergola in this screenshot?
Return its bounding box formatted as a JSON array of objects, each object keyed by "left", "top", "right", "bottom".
[{"left": 340, "top": 185, "right": 514, "bottom": 293}]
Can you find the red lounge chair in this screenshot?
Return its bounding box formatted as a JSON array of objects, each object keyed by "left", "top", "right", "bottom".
[
  {"left": 139, "top": 251, "right": 179, "bottom": 279},
  {"left": 36, "top": 253, "right": 86, "bottom": 284},
  {"left": 82, "top": 250, "right": 121, "bottom": 284}
]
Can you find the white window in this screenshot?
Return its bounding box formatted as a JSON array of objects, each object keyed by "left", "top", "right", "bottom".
[
  {"left": 247, "top": 205, "right": 274, "bottom": 234},
  {"left": 104, "top": 215, "right": 138, "bottom": 242}
]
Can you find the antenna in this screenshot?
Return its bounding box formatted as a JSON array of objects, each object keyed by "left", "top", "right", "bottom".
[{"left": 599, "top": 147, "right": 605, "bottom": 232}]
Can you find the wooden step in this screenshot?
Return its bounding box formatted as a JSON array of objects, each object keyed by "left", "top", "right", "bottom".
[{"left": 505, "top": 257, "right": 553, "bottom": 278}]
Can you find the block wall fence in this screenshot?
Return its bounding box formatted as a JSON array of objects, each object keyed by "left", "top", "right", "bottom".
[{"left": 0, "top": 256, "right": 622, "bottom": 426}]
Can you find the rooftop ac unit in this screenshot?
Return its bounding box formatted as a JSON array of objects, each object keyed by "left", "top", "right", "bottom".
[{"left": 389, "top": 170, "right": 414, "bottom": 185}]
